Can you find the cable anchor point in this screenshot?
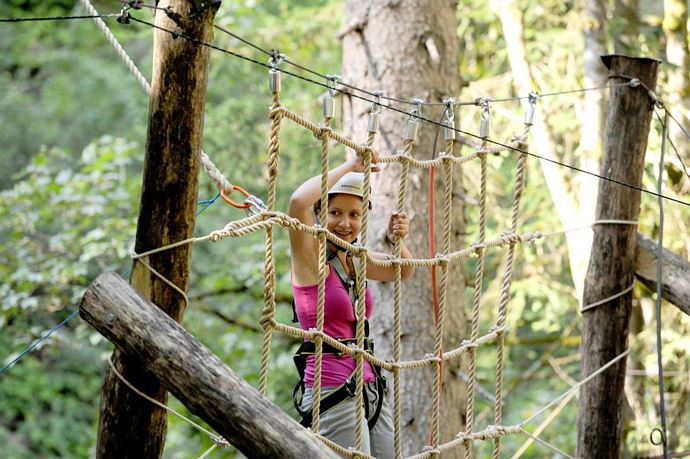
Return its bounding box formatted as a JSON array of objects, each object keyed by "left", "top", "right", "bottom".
[
  {"left": 443, "top": 98, "right": 456, "bottom": 141},
  {"left": 479, "top": 97, "right": 491, "bottom": 139},
  {"left": 367, "top": 90, "right": 383, "bottom": 133},
  {"left": 404, "top": 98, "right": 424, "bottom": 141},
  {"left": 323, "top": 74, "right": 340, "bottom": 119},
  {"left": 117, "top": 4, "right": 132, "bottom": 24},
  {"left": 268, "top": 52, "right": 286, "bottom": 94},
  {"left": 524, "top": 91, "right": 538, "bottom": 126}
]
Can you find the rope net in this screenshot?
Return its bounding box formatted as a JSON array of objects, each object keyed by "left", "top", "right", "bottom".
[
  {"left": 76, "top": 9, "right": 552, "bottom": 449},
  {"left": 126, "top": 85, "right": 543, "bottom": 456},
  {"left": 220, "top": 73, "right": 535, "bottom": 458}
]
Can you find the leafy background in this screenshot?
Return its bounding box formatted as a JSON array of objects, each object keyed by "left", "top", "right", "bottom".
[{"left": 1, "top": 0, "right": 689, "bottom": 458}]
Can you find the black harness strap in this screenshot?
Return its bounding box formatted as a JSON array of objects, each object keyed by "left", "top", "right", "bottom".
[{"left": 292, "top": 244, "right": 386, "bottom": 430}]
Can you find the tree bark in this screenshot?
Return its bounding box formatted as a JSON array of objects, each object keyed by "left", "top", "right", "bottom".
[
  {"left": 635, "top": 231, "right": 690, "bottom": 317},
  {"left": 96, "top": 3, "right": 218, "bottom": 457},
  {"left": 81, "top": 273, "right": 338, "bottom": 459},
  {"left": 576, "top": 55, "right": 659, "bottom": 459},
  {"left": 341, "top": 1, "right": 465, "bottom": 455}
]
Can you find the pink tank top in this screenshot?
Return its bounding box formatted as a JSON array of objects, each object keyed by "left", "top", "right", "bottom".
[{"left": 292, "top": 264, "right": 375, "bottom": 387}]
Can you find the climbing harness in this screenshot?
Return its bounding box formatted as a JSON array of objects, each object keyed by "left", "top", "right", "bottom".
[{"left": 292, "top": 243, "right": 386, "bottom": 430}]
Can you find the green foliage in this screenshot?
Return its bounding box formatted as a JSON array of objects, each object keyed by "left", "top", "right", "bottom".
[{"left": 1, "top": 0, "right": 689, "bottom": 457}]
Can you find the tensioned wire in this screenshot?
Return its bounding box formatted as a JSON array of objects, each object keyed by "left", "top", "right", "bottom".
[
  {"left": 120, "top": 13, "right": 690, "bottom": 208},
  {"left": 1, "top": 6, "right": 688, "bottom": 206}
]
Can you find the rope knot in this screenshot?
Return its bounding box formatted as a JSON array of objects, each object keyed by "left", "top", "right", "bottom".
[
  {"left": 358, "top": 145, "right": 376, "bottom": 161},
  {"left": 315, "top": 124, "right": 333, "bottom": 139},
  {"left": 470, "top": 242, "right": 486, "bottom": 254},
  {"left": 209, "top": 230, "right": 224, "bottom": 242},
  {"left": 488, "top": 324, "right": 506, "bottom": 335},
  {"left": 422, "top": 446, "right": 440, "bottom": 455},
  {"left": 269, "top": 105, "right": 285, "bottom": 120},
  {"left": 461, "top": 339, "right": 477, "bottom": 349},
  {"left": 259, "top": 315, "right": 276, "bottom": 330},
  {"left": 435, "top": 254, "right": 450, "bottom": 267}
]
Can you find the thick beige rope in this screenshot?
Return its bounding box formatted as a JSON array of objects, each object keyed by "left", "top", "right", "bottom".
[
  {"left": 310, "top": 114, "right": 334, "bottom": 435},
  {"left": 390, "top": 137, "right": 414, "bottom": 458},
  {"left": 258, "top": 91, "right": 283, "bottom": 394},
  {"left": 429, "top": 139, "right": 455, "bottom": 453},
  {"left": 492, "top": 137, "right": 529, "bottom": 459},
  {"left": 464, "top": 144, "right": 489, "bottom": 459}
]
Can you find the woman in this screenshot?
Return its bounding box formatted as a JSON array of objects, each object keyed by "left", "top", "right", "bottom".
[{"left": 288, "top": 155, "right": 414, "bottom": 458}]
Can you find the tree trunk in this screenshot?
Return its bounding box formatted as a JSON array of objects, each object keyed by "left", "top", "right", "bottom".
[
  {"left": 95, "top": 3, "right": 218, "bottom": 457},
  {"left": 576, "top": 55, "right": 659, "bottom": 459},
  {"left": 341, "top": 1, "right": 465, "bottom": 455},
  {"left": 81, "top": 273, "right": 339, "bottom": 459}
]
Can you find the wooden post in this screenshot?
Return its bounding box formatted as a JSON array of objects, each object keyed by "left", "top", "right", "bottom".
[
  {"left": 95, "top": 3, "right": 219, "bottom": 457},
  {"left": 81, "top": 273, "right": 339, "bottom": 459},
  {"left": 576, "top": 55, "right": 659, "bottom": 458}
]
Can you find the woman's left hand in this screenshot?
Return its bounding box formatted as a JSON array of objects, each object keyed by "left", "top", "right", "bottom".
[{"left": 387, "top": 211, "right": 410, "bottom": 242}]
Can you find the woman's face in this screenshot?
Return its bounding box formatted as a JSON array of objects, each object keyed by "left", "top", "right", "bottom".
[{"left": 326, "top": 193, "right": 363, "bottom": 244}]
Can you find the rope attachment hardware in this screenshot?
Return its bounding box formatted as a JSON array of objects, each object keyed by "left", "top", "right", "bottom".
[
  {"left": 367, "top": 91, "right": 383, "bottom": 133},
  {"left": 404, "top": 98, "right": 424, "bottom": 141},
  {"left": 323, "top": 74, "right": 340, "bottom": 118},
  {"left": 524, "top": 91, "right": 538, "bottom": 126},
  {"left": 478, "top": 97, "right": 491, "bottom": 139},
  {"left": 443, "top": 98, "right": 456, "bottom": 141},
  {"left": 220, "top": 184, "right": 252, "bottom": 209},
  {"left": 268, "top": 52, "right": 286, "bottom": 94}
]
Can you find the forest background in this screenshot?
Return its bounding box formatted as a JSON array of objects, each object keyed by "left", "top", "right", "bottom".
[{"left": 1, "top": 0, "right": 689, "bottom": 458}]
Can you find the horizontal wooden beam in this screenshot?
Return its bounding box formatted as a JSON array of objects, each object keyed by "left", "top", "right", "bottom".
[
  {"left": 80, "top": 272, "right": 337, "bottom": 459},
  {"left": 635, "top": 231, "right": 690, "bottom": 317}
]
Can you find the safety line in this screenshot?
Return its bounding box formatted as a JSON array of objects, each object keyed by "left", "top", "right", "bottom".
[
  {"left": 4, "top": 8, "right": 688, "bottom": 207},
  {"left": 211, "top": 20, "right": 633, "bottom": 107},
  {"left": 0, "top": 309, "right": 80, "bottom": 375},
  {"left": 124, "top": 14, "right": 690, "bottom": 208},
  {"left": 655, "top": 110, "right": 670, "bottom": 459}
]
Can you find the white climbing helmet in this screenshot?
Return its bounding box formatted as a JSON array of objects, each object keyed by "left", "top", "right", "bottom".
[{"left": 329, "top": 172, "right": 365, "bottom": 199}]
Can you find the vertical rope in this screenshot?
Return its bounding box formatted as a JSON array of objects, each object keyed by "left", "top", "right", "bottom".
[
  {"left": 429, "top": 139, "right": 455, "bottom": 452},
  {"left": 354, "top": 132, "right": 375, "bottom": 453},
  {"left": 492, "top": 142, "right": 528, "bottom": 458},
  {"left": 464, "top": 146, "right": 488, "bottom": 459},
  {"left": 258, "top": 92, "right": 282, "bottom": 394},
  {"left": 311, "top": 117, "right": 333, "bottom": 434},
  {"left": 392, "top": 139, "right": 413, "bottom": 458}
]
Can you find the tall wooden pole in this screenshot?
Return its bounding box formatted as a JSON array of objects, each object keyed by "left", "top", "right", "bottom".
[
  {"left": 576, "top": 55, "right": 659, "bottom": 458},
  {"left": 95, "top": 2, "right": 219, "bottom": 457}
]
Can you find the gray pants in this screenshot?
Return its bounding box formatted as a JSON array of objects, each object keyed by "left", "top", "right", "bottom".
[{"left": 302, "top": 382, "right": 394, "bottom": 459}]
